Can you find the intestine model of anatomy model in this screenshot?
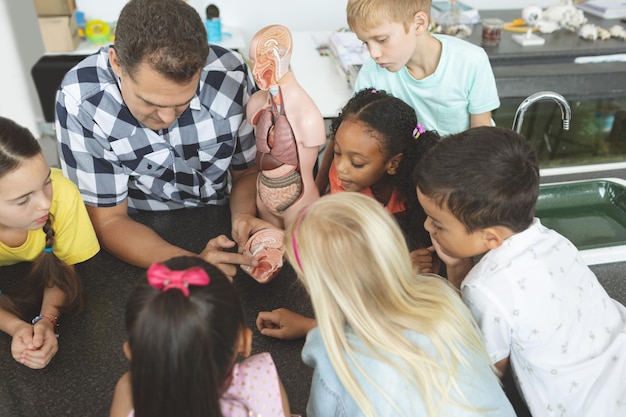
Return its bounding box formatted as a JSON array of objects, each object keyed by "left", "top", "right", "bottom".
[
  {"left": 246, "top": 24, "right": 326, "bottom": 229},
  {"left": 240, "top": 229, "right": 285, "bottom": 283}
]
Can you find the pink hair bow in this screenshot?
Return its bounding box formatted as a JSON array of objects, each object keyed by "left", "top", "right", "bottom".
[{"left": 147, "top": 263, "right": 210, "bottom": 297}]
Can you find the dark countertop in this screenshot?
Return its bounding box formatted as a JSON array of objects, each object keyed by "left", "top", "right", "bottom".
[
  {"left": 471, "top": 10, "right": 626, "bottom": 65},
  {"left": 592, "top": 262, "right": 626, "bottom": 306},
  {"left": 465, "top": 10, "right": 626, "bottom": 99}
]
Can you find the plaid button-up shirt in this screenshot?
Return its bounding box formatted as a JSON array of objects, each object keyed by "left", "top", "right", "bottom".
[{"left": 56, "top": 45, "right": 256, "bottom": 211}]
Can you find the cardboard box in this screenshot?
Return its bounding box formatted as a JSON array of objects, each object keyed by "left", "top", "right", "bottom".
[
  {"left": 33, "top": 0, "right": 76, "bottom": 17},
  {"left": 38, "top": 15, "right": 80, "bottom": 53}
]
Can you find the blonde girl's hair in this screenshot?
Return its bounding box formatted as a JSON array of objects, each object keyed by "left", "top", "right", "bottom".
[
  {"left": 347, "top": 0, "right": 432, "bottom": 32},
  {"left": 286, "top": 192, "right": 493, "bottom": 417}
]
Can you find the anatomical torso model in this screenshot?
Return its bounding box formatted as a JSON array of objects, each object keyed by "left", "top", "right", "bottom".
[{"left": 247, "top": 24, "right": 326, "bottom": 229}]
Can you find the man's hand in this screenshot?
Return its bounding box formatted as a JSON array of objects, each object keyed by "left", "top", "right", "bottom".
[
  {"left": 231, "top": 213, "right": 277, "bottom": 252},
  {"left": 256, "top": 308, "right": 317, "bottom": 340},
  {"left": 199, "top": 235, "right": 257, "bottom": 280}
]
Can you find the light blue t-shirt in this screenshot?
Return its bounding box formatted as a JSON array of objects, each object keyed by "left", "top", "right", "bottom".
[
  {"left": 302, "top": 326, "right": 516, "bottom": 417},
  {"left": 354, "top": 34, "right": 499, "bottom": 136}
]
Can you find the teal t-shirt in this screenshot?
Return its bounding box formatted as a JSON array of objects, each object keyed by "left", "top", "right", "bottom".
[{"left": 354, "top": 34, "right": 500, "bottom": 136}]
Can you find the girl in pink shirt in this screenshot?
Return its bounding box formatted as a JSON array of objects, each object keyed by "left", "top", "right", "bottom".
[{"left": 110, "top": 256, "right": 292, "bottom": 417}]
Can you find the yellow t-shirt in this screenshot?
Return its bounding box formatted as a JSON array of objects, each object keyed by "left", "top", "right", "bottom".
[{"left": 0, "top": 168, "right": 100, "bottom": 266}]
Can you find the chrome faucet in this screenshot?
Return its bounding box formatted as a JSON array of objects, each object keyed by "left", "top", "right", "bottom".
[{"left": 512, "top": 91, "right": 571, "bottom": 134}]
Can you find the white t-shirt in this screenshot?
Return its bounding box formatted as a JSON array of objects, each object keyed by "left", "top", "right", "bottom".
[{"left": 462, "top": 218, "right": 626, "bottom": 417}]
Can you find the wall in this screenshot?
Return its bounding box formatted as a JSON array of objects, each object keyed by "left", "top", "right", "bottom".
[
  {"left": 75, "top": 0, "right": 557, "bottom": 44},
  {"left": 74, "top": 0, "right": 350, "bottom": 45},
  {"left": 3, "top": 0, "right": 559, "bottom": 141},
  {"left": 0, "top": 0, "right": 45, "bottom": 135}
]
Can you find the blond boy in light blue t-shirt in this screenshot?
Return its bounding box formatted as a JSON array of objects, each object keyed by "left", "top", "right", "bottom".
[{"left": 348, "top": 0, "right": 499, "bottom": 136}]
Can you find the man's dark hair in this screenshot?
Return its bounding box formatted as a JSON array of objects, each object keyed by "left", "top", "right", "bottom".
[{"left": 114, "top": 0, "right": 209, "bottom": 82}]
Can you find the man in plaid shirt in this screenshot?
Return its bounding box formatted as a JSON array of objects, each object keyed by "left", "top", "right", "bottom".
[{"left": 55, "top": 0, "right": 271, "bottom": 278}]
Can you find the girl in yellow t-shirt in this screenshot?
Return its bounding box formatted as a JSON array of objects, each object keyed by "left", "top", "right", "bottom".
[{"left": 0, "top": 117, "right": 100, "bottom": 369}]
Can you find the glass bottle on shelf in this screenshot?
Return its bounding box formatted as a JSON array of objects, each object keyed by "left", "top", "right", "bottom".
[{"left": 437, "top": 0, "right": 473, "bottom": 39}]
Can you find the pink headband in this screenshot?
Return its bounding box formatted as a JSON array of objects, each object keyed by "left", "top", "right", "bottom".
[
  {"left": 291, "top": 206, "right": 309, "bottom": 271},
  {"left": 147, "top": 263, "right": 210, "bottom": 297}
]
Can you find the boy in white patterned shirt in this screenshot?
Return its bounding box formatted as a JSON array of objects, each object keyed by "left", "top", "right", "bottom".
[{"left": 413, "top": 126, "right": 626, "bottom": 417}]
